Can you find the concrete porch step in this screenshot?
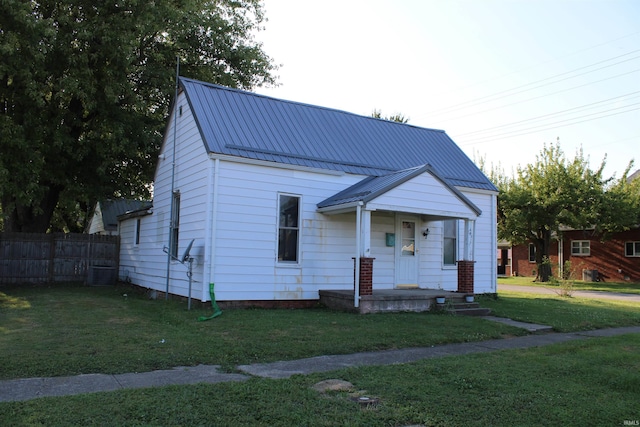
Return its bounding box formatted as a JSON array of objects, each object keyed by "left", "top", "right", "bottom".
[
  {"left": 437, "top": 302, "right": 492, "bottom": 316},
  {"left": 450, "top": 307, "right": 492, "bottom": 316}
]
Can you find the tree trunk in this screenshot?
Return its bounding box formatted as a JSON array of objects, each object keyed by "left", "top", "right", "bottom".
[
  {"left": 535, "top": 230, "right": 553, "bottom": 282},
  {"left": 1, "top": 185, "right": 62, "bottom": 233}
]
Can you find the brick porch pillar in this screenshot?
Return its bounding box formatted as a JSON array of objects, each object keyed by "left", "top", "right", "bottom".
[
  {"left": 358, "top": 257, "right": 375, "bottom": 296},
  {"left": 457, "top": 260, "right": 475, "bottom": 294}
]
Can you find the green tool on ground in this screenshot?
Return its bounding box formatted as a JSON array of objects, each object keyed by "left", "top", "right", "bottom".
[{"left": 198, "top": 282, "right": 222, "bottom": 321}]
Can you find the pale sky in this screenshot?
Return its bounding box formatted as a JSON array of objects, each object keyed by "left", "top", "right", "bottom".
[{"left": 254, "top": 0, "right": 640, "bottom": 180}]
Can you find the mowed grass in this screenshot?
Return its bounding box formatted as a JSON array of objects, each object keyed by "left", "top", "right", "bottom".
[
  {"left": 498, "top": 275, "right": 640, "bottom": 294},
  {"left": 0, "top": 283, "right": 525, "bottom": 380},
  {"left": 1, "top": 334, "right": 638, "bottom": 426},
  {"left": 481, "top": 290, "right": 640, "bottom": 332}
]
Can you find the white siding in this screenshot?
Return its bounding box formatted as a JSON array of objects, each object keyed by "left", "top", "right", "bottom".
[
  {"left": 463, "top": 189, "right": 498, "bottom": 294},
  {"left": 119, "top": 92, "right": 211, "bottom": 300},
  {"left": 119, "top": 93, "right": 498, "bottom": 301},
  {"left": 368, "top": 173, "right": 478, "bottom": 219},
  {"left": 209, "top": 161, "right": 363, "bottom": 301}
]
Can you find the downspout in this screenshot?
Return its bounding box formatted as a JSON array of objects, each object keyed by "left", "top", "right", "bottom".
[
  {"left": 354, "top": 202, "right": 362, "bottom": 308},
  {"left": 490, "top": 192, "right": 497, "bottom": 293},
  {"left": 165, "top": 58, "right": 180, "bottom": 300},
  {"left": 209, "top": 157, "right": 220, "bottom": 293},
  {"left": 202, "top": 157, "right": 214, "bottom": 301}
]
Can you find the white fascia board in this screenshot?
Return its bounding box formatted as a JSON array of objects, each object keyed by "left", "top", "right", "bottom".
[
  {"left": 316, "top": 201, "right": 363, "bottom": 215},
  {"left": 366, "top": 202, "right": 477, "bottom": 220},
  {"left": 208, "top": 153, "right": 346, "bottom": 177},
  {"left": 457, "top": 186, "right": 499, "bottom": 197}
]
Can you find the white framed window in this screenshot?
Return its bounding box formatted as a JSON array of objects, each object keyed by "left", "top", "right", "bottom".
[
  {"left": 571, "top": 240, "right": 590, "bottom": 256},
  {"left": 625, "top": 241, "right": 640, "bottom": 257},
  {"left": 170, "top": 191, "right": 180, "bottom": 258},
  {"left": 528, "top": 243, "right": 536, "bottom": 263},
  {"left": 443, "top": 219, "right": 457, "bottom": 265},
  {"left": 277, "top": 194, "right": 300, "bottom": 263},
  {"left": 134, "top": 218, "right": 141, "bottom": 246}
]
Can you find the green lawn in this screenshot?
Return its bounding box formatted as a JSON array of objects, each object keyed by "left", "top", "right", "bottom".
[
  {"left": 1, "top": 283, "right": 640, "bottom": 425},
  {"left": 0, "top": 283, "right": 525, "bottom": 380},
  {"left": 498, "top": 275, "right": 640, "bottom": 294},
  {"left": 1, "top": 334, "right": 638, "bottom": 426},
  {"left": 481, "top": 291, "right": 640, "bottom": 332}
]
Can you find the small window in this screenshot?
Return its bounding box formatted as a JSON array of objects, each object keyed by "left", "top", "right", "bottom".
[
  {"left": 135, "top": 218, "right": 141, "bottom": 245},
  {"left": 278, "top": 194, "right": 300, "bottom": 263},
  {"left": 443, "top": 220, "right": 457, "bottom": 265},
  {"left": 528, "top": 243, "right": 536, "bottom": 263},
  {"left": 571, "top": 240, "right": 590, "bottom": 256},
  {"left": 170, "top": 191, "right": 180, "bottom": 258},
  {"left": 625, "top": 241, "right": 640, "bottom": 257}
]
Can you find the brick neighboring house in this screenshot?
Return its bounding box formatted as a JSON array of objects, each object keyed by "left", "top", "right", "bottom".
[
  {"left": 510, "top": 170, "right": 640, "bottom": 282},
  {"left": 511, "top": 228, "right": 640, "bottom": 282}
]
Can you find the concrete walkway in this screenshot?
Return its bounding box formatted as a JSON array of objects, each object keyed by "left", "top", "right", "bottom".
[
  {"left": 2, "top": 324, "right": 639, "bottom": 403},
  {"left": 498, "top": 284, "right": 640, "bottom": 302}
]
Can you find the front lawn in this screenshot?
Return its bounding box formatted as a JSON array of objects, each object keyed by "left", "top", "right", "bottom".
[
  {"left": 1, "top": 334, "right": 638, "bottom": 426},
  {"left": 0, "top": 283, "right": 523, "bottom": 380},
  {"left": 481, "top": 291, "right": 640, "bottom": 332},
  {"left": 2, "top": 282, "right": 639, "bottom": 381},
  {"left": 498, "top": 276, "right": 640, "bottom": 294}
]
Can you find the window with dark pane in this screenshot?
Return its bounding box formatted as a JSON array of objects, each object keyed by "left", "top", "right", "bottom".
[
  {"left": 443, "top": 219, "right": 457, "bottom": 265},
  {"left": 278, "top": 195, "right": 300, "bottom": 262}
]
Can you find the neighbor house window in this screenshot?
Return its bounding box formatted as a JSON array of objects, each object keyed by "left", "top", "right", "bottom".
[
  {"left": 278, "top": 194, "right": 300, "bottom": 263},
  {"left": 135, "top": 218, "right": 141, "bottom": 245},
  {"left": 529, "top": 243, "right": 536, "bottom": 263},
  {"left": 170, "top": 191, "right": 180, "bottom": 258},
  {"left": 625, "top": 241, "right": 640, "bottom": 257},
  {"left": 571, "top": 240, "right": 590, "bottom": 256},
  {"left": 443, "top": 220, "right": 457, "bottom": 265}
]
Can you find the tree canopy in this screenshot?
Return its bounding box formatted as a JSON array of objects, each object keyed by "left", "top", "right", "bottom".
[
  {"left": 0, "top": 0, "right": 277, "bottom": 232},
  {"left": 497, "top": 142, "right": 639, "bottom": 281},
  {"left": 371, "top": 109, "right": 409, "bottom": 123}
]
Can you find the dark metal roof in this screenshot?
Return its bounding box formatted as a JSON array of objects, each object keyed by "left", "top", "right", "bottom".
[
  {"left": 317, "top": 164, "right": 482, "bottom": 215},
  {"left": 180, "top": 77, "right": 497, "bottom": 192},
  {"left": 100, "top": 199, "right": 152, "bottom": 229}
]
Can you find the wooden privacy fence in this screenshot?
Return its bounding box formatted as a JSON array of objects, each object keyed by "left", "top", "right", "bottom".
[{"left": 0, "top": 233, "right": 119, "bottom": 285}]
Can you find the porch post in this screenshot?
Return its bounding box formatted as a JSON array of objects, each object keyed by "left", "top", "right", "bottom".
[
  {"left": 361, "top": 209, "right": 372, "bottom": 258},
  {"left": 458, "top": 219, "right": 476, "bottom": 294},
  {"left": 354, "top": 203, "right": 362, "bottom": 308}
]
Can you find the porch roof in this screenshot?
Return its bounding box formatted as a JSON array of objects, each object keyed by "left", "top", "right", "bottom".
[{"left": 317, "top": 164, "right": 482, "bottom": 217}]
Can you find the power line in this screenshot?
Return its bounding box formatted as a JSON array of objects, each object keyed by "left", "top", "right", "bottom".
[
  {"left": 427, "top": 49, "right": 640, "bottom": 118},
  {"left": 457, "top": 105, "right": 640, "bottom": 146},
  {"left": 426, "top": 31, "right": 640, "bottom": 100},
  {"left": 455, "top": 91, "right": 640, "bottom": 137},
  {"left": 435, "top": 68, "right": 640, "bottom": 124}
]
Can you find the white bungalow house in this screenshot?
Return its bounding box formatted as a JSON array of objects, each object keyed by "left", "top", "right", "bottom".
[{"left": 118, "top": 77, "right": 498, "bottom": 307}]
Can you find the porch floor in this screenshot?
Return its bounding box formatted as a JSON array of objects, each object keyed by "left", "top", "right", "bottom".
[{"left": 319, "top": 288, "right": 476, "bottom": 314}]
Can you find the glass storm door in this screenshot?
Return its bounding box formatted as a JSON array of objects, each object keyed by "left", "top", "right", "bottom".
[{"left": 396, "top": 218, "right": 419, "bottom": 287}]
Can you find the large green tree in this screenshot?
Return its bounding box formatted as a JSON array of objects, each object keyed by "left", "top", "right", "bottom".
[
  {"left": 497, "top": 142, "right": 639, "bottom": 282},
  {"left": 0, "top": 0, "right": 277, "bottom": 232}
]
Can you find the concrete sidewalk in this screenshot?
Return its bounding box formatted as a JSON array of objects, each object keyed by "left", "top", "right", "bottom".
[{"left": 2, "top": 324, "right": 639, "bottom": 403}]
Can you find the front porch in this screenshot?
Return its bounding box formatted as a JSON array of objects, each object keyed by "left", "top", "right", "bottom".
[{"left": 319, "top": 288, "right": 490, "bottom": 315}]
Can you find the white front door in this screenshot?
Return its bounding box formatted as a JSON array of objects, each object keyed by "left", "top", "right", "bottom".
[{"left": 396, "top": 216, "right": 419, "bottom": 287}]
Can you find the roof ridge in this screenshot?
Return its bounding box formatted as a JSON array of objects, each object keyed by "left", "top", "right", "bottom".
[{"left": 179, "top": 76, "right": 446, "bottom": 133}]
